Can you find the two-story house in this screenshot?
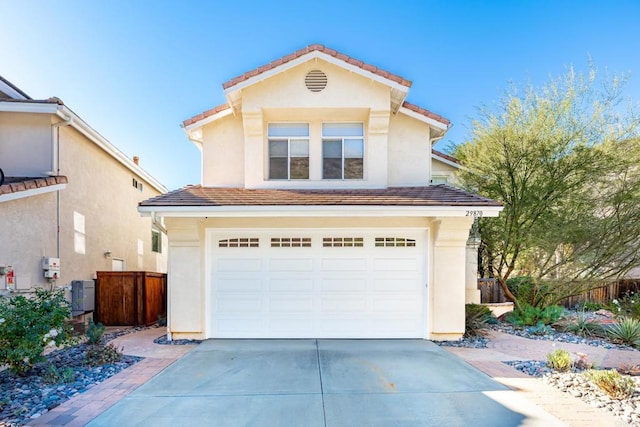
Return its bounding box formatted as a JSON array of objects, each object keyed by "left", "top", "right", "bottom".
[
  {"left": 0, "top": 75, "right": 168, "bottom": 297},
  {"left": 139, "top": 45, "right": 502, "bottom": 341}
]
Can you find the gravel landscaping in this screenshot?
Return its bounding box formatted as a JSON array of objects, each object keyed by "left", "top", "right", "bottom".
[
  {"left": 0, "top": 327, "right": 145, "bottom": 427},
  {"left": 439, "top": 310, "right": 640, "bottom": 427}
]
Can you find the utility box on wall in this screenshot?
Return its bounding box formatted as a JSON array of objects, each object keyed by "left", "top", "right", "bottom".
[{"left": 71, "top": 280, "right": 95, "bottom": 316}]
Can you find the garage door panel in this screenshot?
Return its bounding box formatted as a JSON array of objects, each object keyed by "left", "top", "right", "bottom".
[
  {"left": 321, "top": 258, "right": 367, "bottom": 271},
  {"left": 320, "top": 297, "right": 367, "bottom": 312},
  {"left": 373, "top": 258, "right": 418, "bottom": 271},
  {"left": 270, "top": 318, "right": 314, "bottom": 333},
  {"left": 217, "top": 279, "right": 262, "bottom": 292},
  {"left": 373, "top": 279, "right": 419, "bottom": 292},
  {"left": 269, "top": 279, "right": 314, "bottom": 292},
  {"left": 321, "top": 279, "right": 366, "bottom": 292},
  {"left": 373, "top": 297, "right": 422, "bottom": 312},
  {"left": 270, "top": 297, "right": 314, "bottom": 312},
  {"left": 218, "top": 258, "right": 261, "bottom": 272},
  {"left": 269, "top": 258, "right": 314, "bottom": 272},
  {"left": 217, "top": 297, "right": 262, "bottom": 313}
]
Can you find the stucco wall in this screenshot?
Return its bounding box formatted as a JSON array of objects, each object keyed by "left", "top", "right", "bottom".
[
  {"left": 0, "top": 112, "right": 52, "bottom": 176},
  {"left": 201, "top": 114, "right": 245, "bottom": 187},
  {"left": 0, "top": 192, "right": 57, "bottom": 291},
  {"left": 57, "top": 124, "right": 167, "bottom": 285},
  {"left": 431, "top": 157, "right": 459, "bottom": 185},
  {"left": 388, "top": 113, "right": 431, "bottom": 186}
]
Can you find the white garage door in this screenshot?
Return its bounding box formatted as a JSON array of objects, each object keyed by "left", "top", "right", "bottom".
[{"left": 207, "top": 229, "right": 427, "bottom": 338}]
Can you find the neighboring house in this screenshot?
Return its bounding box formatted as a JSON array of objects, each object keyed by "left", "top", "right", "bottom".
[
  {"left": 139, "top": 44, "right": 502, "bottom": 341},
  {"left": 0, "top": 75, "right": 168, "bottom": 298}
]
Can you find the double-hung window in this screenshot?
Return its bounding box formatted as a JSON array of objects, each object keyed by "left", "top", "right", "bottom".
[
  {"left": 322, "top": 123, "right": 364, "bottom": 179},
  {"left": 268, "top": 123, "right": 309, "bottom": 180}
]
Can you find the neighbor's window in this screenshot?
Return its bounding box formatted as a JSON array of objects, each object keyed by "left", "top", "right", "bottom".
[
  {"left": 152, "top": 230, "right": 162, "bottom": 253},
  {"left": 322, "top": 123, "right": 364, "bottom": 179},
  {"left": 268, "top": 123, "right": 309, "bottom": 180}
]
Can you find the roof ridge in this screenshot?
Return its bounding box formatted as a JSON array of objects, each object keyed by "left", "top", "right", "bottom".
[
  {"left": 402, "top": 101, "right": 451, "bottom": 126},
  {"left": 222, "top": 44, "right": 412, "bottom": 91}
]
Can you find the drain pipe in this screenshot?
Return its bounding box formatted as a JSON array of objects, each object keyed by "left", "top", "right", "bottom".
[{"left": 52, "top": 113, "right": 73, "bottom": 258}]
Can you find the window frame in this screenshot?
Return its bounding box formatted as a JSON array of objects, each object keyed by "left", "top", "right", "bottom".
[
  {"left": 322, "top": 122, "right": 365, "bottom": 180},
  {"left": 267, "top": 123, "right": 310, "bottom": 180}
]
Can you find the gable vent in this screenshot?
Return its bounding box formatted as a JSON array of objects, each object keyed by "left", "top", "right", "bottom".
[{"left": 305, "top": 69, "right": 327, "bottom": 92}]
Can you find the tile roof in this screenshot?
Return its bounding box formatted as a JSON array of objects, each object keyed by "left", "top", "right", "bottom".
[
  {"left": 183, "top": 103, "right": 231, "bottom": 128},
  {"left": 140, "top": 185, "right": 501, "bottom": 208},
  {"left": 402, "top": 101, "right": 450, "bottom": 126},
  {"left": 222, "top": 44, "right": 412, "bottom": 91},
  {"left": 0, "top": 176, "right": 68, "bottom": 196},
  {"left": 431, "top": 148, "right": 460, "bottom": 164}
]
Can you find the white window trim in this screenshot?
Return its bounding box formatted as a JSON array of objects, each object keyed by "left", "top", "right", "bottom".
[
  {"left": 322, "top": 122, "right": 365, "bottom": 180},
  {"left": 267, "top": 122, "right": 310, "bottom": 181}
]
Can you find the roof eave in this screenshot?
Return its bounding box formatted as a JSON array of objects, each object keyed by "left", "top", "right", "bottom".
[{"left": 138, "top": 204, "right": 503, "bottom": 218}]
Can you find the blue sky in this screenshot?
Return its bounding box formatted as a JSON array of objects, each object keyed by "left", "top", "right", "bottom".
[{"left": 2, "top": 0, "right": 639, "bottom": 189}]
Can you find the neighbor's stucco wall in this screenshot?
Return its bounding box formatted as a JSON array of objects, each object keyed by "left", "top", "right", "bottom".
[
  {"left": 0, "top": 112, "right": 52, "bottom": 176},
  {"left": 57, "top": 124, "right": 167, "bottom": 285},
  {"left": 431, "top": 157, "right": 459, "bottom": 185},
  {"left": 0, "top": 192, "right": 57, "bottom": 292}
]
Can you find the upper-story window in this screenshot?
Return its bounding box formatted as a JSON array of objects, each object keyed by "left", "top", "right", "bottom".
[
  {"left": 322, "top": 123, "right": 364, "bottom": 179},
  {"left": 268, "top": 123, "right": 309, "bottom": 180}
]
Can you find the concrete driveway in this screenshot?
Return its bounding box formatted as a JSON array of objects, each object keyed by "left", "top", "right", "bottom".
[{"left": 89, "top": 339, "right": 563, "bottom": 426}]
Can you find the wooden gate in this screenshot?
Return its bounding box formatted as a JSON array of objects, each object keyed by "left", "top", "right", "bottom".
[{"left": 95, "top": 271, "right": 167, "bottom": 326}]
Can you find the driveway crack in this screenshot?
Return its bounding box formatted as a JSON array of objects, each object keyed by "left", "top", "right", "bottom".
[{"left": 315, "top": 339, "right": 327, "bottom": 426}]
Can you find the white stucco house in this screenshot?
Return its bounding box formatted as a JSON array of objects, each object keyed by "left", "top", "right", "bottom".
[
  {"left": 0, "top": 75, "right": 168, "bottom": 297},
  {"left": 139, "top": 44, "right": 502, "bottom": 341}
]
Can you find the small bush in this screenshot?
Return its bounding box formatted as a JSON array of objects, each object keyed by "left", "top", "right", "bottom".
[
  {"left": 546, "top": 349, "right": 573, "bottom": 372},
  {"left": 606, "top": 316, "right": 640, "bottom": 346},
  {"left": 84, "top": 343, "right": 123, "bottom": 366},
  {"left": 563, "top": 313, "right": 604, "bottom": 338},
  {"left": 0, "top": 288, "right": 76, "bottom": 374},
  {"left": 526, "top": 322, "right": 554, "bottom": 336},
  {"left": 584, "top": 369, "right": 636, "bottom": 399},
  {"left": 506, "top": 304, "right": 564, "bottom": 327},
  {"left": 86, "top": 321, "right": 106, "bottom": 345},
  {"left": 43, "top": 364, "right": 75, "bottom": 384},
  {"left": 506, "top": 276, "right": 552, "bottom": 308},
  {"left": 464, "top": 303, "right": 495, "bottom": 337},
  {"left": 608, "top": 291, "right": 640, "bottom": 319},
  {"left": 580, "top": 301, "right": 603, "bottom": 312}
]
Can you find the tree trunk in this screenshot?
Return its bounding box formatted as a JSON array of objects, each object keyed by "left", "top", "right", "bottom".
[{"left": 498, "top": 276, "right": 520, "bottom": 311}]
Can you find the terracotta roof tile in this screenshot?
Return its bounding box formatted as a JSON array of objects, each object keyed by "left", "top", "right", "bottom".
[
  {"left": 0, "top": 176, "right": 68, "bottom": 197},
  {"left": 182, "top": 103, "right": 231, "bottom": 128},
  {"left": 432, "top": 149, "right": 460, "bottom": 164},
  {"left": 402, "top": 101, "right": 451, "bottom": 126},
  {"left": 222, "top": 44, "right": 412, "bottom": 91},
  {"left": 140, "top": 185, "right": 501, "bottom": 208}
]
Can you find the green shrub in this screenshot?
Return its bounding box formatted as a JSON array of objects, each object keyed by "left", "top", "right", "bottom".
[
  {"left": 84, "top": 343, "right": 122, "bottom": 366},
  {"left": 43, "top": 364, "right": 75, "bottom": 384},
  {"left": 0, "top": 288, "right": 76, "bottom": 374},
  {"left": 506, "top": 304, "right": 564, "bottom": 327},
  {"left": 526, "top": 322, "right": 554, "bottom": 336},
  {"left": 546, "top": 349, "right": 573, "bottom": 372},
  {"left": 506, "top": 276, "right": 552, "bottom": 308},
  {"left": 464, "top": 303, "right": 496, "bottom": 337},
  {"left": 86, "top": 321, "right": 106, "bottom": 345},
  {"left": 563, "top": 313, "right": 604, "bottom": 338},
  {"left": 608, "top": 291, "right": 640, "bottom": 319},
  {"left": 580, "top": 301, "right": 603, "bottom": 312},
  {"left": 584, "top": 369, "right": 636, "bottom": 399},
  {"left": 606, "top": 316, "right": 640, "bottom": 346}
]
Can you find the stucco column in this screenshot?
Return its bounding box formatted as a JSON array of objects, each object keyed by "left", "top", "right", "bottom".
[
  {"left": 165, "top": 219, "right": 204, "bottom": 340},
  {"left": 367, "top": 109, "right": 390, "bottom": 187},
  {"left": 430, "top": 217, "right": 474, "bottom": 340},
  {"left": 242, "top": 110, "right": 264, "bottom": 189},
  {"left": 465, "top": 236, "right": 481, "bottom": 304}
]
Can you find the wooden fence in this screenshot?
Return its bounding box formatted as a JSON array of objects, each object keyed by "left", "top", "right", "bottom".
[
  {"left": 95, "top": 271, "right": 167, "bottom": 326},
  {"left": 479, "top": 278, "right": 640, "bottom": 307}
]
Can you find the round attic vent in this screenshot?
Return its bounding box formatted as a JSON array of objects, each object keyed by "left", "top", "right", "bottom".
[{"left": 305, "top": 69, "right": 327, "bottom": 92}]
